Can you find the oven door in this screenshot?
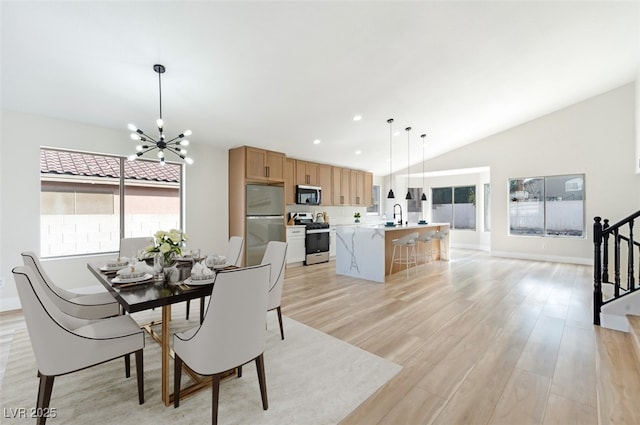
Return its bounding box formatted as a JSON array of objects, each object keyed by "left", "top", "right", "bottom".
[{"left": 305, "top": 230, "right": 329, "bottom": 254}]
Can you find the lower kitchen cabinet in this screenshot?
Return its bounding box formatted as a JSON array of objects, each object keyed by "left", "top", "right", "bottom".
[{"left": 286, "top": 227, "right": 306, "bottom": 264}]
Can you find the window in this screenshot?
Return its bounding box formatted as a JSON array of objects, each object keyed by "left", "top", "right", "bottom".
[
  {"left": 40, "top": 148, "right": 182, "bottom": 257},
  {"left": 508, "top": 174, "right": 584, "bottom": 238},
  {"left": 407, "top": 188, "right": 423, "bottom": 213},
  {"left": 431, "top": 185, "right": 476, "bottom": 230},
  {"left": 367, "top": 184, "right": 380, "bottom": 215}
]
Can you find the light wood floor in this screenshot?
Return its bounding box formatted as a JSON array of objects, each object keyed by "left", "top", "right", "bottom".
[
  {"left": 282, "top": 249, "right": 640, "bottom": 425},
  {"left": 2, "top": 249, "right": 639, "bottom": 424}
]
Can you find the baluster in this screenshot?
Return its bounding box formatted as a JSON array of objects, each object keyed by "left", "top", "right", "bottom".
[
  {"left": 614, "top": 228, "right": 621, "bottom": 295},
  {"left": 593, "top": 216, "right": 603, "bottom": 325},
  {"left": 629, "top": 219, "right": 635, "bottom": 291},
  {"left": 602, "top": 219, "right": 610, "bottom": 283}
]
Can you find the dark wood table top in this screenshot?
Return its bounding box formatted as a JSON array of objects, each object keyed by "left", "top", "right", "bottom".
[{"left": 87, "top": 262, "right": 213, "bottom": 313}]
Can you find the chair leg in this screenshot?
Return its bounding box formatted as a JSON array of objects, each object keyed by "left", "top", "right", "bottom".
[
  {"left": 276, "top": 306, "right": 284, "bottom": 340},
  {"left": 135, "top": 349, "right": 144, "bottom": 405},
  {"left": 199, "top": 297, "right": 205, "bottom": 325},
  {"left": 389, "top": 245, "right": 397, "bottom": 275},
  {"left": 212, "top": 374, "right": 221, "bottom": 425},
  {"left": 174, "top": 355, "right": 182, "bottom": 408},
  {"left": 255, "top": 354, "right": 268, "bottom": 410},
  {"left": 36, "top": 374, "right": 54, "bottom": 425},
  {"left": 238, "top": 365, "right": 243, "bottom": 378},
  {"left": 185, "top": 300, "right": 191, "bottom": 320},
  {"left": 125, "top": 353, "right": 131, "bottom": 378}
]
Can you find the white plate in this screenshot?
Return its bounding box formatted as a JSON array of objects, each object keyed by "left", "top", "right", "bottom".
[
  {"left": 184, "top": 276, "right": 215, "bottom": 286},
  {"left": 111, "top": 273, "right": 153, "bottom": 284}
]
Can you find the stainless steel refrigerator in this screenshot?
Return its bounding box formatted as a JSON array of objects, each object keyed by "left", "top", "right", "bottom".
[{"left": 245, "top": 184, "right": 286, "bottom": 266}]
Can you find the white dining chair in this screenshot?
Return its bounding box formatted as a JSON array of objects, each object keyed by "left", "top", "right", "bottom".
[
  {"left": 186, "top": 236, "right": 245, "bottom": 322},
  {"left": 119, "top": 236, "right": 154, "bottom": 259},
  {"left": 12, "top": 266, "right": 145, "bottom": 425},
  {"left": 261, "top": 241, "right": 288, "bottom": 340},
  {"left": 21, "top": 252, "right": 120, "bottom": 320},
  {"left": 173, "top": 263, "right": 270, "bottom": 425},
  {"left": 432, "top": 229, "right": 450, "bottom": 261}
]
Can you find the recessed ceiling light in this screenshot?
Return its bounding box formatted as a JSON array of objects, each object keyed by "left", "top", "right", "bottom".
[
  {"left": 355, "top": 150, "right": 362, "bottom": 155},
  {"left": 353, "top": 115, "right": 362, "bottom": 121},
  {"left": 313, "top": 139, "right": 321, "bottom": 145}
]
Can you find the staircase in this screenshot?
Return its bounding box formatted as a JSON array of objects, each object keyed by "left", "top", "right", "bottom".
[{"left": 593, "top": 210, "right": 640, "bottom": 331}]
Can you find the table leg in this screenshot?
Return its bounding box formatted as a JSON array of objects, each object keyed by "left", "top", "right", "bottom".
[{"left": 161, "top": 305, "right": 171, "bottom": 406}]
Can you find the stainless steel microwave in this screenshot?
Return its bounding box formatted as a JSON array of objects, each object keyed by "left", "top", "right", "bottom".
[{"left": 296, "top": 185, "right": 322, "bottom": 205}]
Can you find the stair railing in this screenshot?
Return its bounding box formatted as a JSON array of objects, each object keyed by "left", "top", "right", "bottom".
[{"left": 593, "top": 210, "right": 640, "bottom": 325}]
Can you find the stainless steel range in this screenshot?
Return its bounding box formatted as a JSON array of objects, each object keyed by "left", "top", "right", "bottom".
[{"left": 292, "top": 212, "right": 330, "bottom": 265}]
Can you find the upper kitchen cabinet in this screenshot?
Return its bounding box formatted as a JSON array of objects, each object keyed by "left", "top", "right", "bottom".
[
  {"left": 363, "top": 172, "right": 373, "bottom": 206},
  {"left": 350, "top": 170, "right": 372, "bottom": 206},
  {"left": 244, "top": 146, "right": 285, "bottom": 182},
  {"left": 332, "top": 167, "right": 351, "bottom": 206},
  {"left": 295, "top": 160, "right": 318, "bottom": 186},
  {"left": 284, "top": 158, "right": 296, "bottom": 205},
  {"left": 317, "top": 164, "right": 333, "bottom": 206}
]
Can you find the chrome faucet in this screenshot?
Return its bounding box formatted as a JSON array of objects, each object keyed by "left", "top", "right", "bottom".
[{"left": 393, "top": 204, "right": 403, "bottom": 226}]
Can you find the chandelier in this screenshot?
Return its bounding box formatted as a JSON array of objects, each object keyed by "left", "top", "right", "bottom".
[
  {"left": 405, "top": 126, "right": 412, "bottom": 200},
  {"left": 127, "top": 64, "right": 193, "bottom": 165}
]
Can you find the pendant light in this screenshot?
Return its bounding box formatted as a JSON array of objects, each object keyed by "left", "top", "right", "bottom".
[
  {"left": 127, "top": 64, "right": 194, "bottom": 165},
  {"left": 420, "top": 133, "right": 427, "bottom": 201},
  {"left": 387, "top": 118, "right": 395, "bottom": 199},
  {"left": 405, "top": 127, "right": 412, "bottom": 200}
]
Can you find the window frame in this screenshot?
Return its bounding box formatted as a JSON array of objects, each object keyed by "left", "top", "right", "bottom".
[
  {"left": 431, "top": 185, "right": 477, "bottom": 231},
  {"left": 508, "top": 174, "right": 585, "bottom": 239},
  {"left": 40, "top": 147, "right": 184, "bottom": 258}
]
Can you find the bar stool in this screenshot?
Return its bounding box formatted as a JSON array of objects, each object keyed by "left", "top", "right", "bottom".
[
  {"left": 432, "top": 229, "right": 449, "bottom": 261},
  {"left": 416, "top": 230, "right": 436, "bottom": 265},
  {"left": 389, "top": 232, "right": 418, "bottom": 277}
]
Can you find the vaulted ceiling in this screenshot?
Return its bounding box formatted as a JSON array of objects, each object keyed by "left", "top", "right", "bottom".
[{"left": 2, "top": 1, "right": 638, "bottom": 175}]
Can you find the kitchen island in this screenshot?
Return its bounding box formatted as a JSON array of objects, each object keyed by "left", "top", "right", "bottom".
[{"left": 335, "top": 223, "right": 450, "bottom": 283}]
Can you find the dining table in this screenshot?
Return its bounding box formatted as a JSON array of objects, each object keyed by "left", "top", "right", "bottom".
[{"left": 87, "top": 260, "right": 218, "bottom": 406}]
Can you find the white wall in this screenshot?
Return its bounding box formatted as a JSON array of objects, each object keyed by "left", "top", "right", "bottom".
[
  {"left": 0, "top": 109, "right": 228, "bottom": 311},
  {"left": 410, "top": 83, "right": 639, "bottom": 264}
]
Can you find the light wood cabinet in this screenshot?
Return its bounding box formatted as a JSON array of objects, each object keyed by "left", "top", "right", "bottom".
[
  {"left": 340, "top": 168, "right": 351, "bottom": 205},
  {"left": 317, "top": 164, "right": 333, "bottom": 206},
  {"left": 295, "top": 160, "right": 318, "bottom": 186},
  {"left": 285, "top": 158, "right": 296, "bottom": 205},
  {"left": 364, "top": 172, "right": 373, "bottom": 206},
  {"left": 245, "top": 147, "right": 285, "bottom": 182}
]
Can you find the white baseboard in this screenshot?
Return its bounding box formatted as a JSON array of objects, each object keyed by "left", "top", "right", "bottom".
[
  {"left": 600, "top": 313, "right": 630, "bottom": 332},
  {"left": 490, "top": 250, "right": 591, "bottom": 265}
]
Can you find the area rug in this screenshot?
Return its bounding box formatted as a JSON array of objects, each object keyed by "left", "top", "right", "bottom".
[{"left": 0, "top": 312, "right": 401, "bottom": 424}]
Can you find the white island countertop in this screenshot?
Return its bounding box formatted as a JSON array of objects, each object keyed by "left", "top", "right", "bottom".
[{"left": 335, "top": 222, "right": 450, "bottom": 283}]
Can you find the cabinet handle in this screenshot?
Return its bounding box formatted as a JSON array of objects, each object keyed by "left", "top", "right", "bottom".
[
  {"left": 265, "top": 166, "right": 270, "bottom": 177},
  {"left": 356, "top": 196, "right": 360, "bottom": 204},
  {"left": 340, "top": 195, "right": 344, "bottom": 204}
]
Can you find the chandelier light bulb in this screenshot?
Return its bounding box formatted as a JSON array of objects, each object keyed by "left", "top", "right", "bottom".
[
  {"left": 157, "top": 150, "right": 164, "bottom": 158},
  {"left": 183, "top": 129, "right": 192, "bottom": 136},
  {"left": 185, "top": 157, "right": 194, "bottom": 165},
  {"left": 127, "top": 123, "right": 137, "bottom": 132},
  {"left": 136, "top": 145, "right": 143, "bottom": 151},
  {"left": 130, "top": 133, "right": 140, "bottom": 140},
  {"left": 127, "top": 154, "right": 137, "bottom": 161},
  {"left": 156, "top": 118, "right": 164, "bottom": 128},
  {"left": 180, "top": 140, "right": 189, "bottom": 146},
  {"left": 179, "top": 148, "right": 187, "bottom": 154}
]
